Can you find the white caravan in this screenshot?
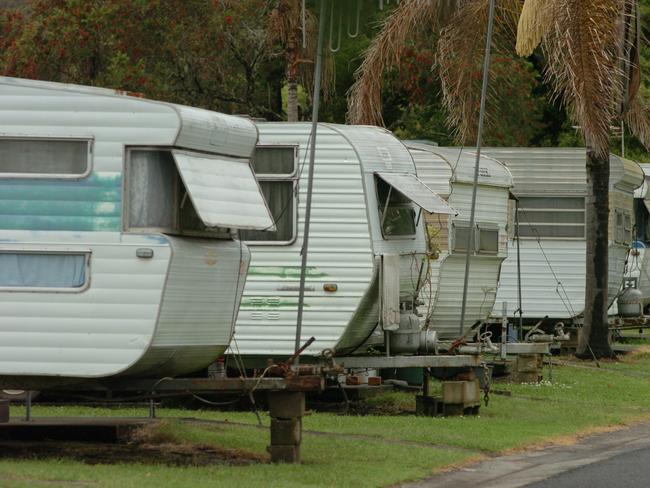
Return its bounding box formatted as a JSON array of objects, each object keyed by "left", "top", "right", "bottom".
[
  {"left": 405, "top": 142, "right": 513, "bottom": 339},
  {"left": 232, "top": 123, "right": 455, "bottom": 361},
  {"left": 0, "top": 77, "right": 273, "bottom": 389},
  {"left": 482, "top": 148, "right": 643, "bottom": 323},
  {"left": 627, "top": 164, "right": 650, "bottom": 307}
]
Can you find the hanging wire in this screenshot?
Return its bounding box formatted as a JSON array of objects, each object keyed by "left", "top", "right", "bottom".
[
  {"left": 329, "top": 0, "right": 342, "bottom": 52},
  {"left": 347, "top": 0, "right": 361, "bottom": 38}
]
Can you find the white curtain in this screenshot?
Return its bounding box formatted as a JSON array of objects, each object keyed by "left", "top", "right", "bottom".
[
  {"left": 128, "top": 150, "right": 176, "bottom": 229},
  {"left": 0, "top": 253, "right": 86, "bottom": 288}
]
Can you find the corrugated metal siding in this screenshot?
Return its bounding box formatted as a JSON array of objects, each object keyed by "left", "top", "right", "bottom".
[
  {"left": 611, "top": 156, "right": 644, "bottom": 192},
  {"left": 433, "top": 147, "right": 513, "bottom": 188},
  {"left": 486, "top": 147, "right": 641, "bottom": 321},
  {"left": 0, "top": 231, "right": 169, "bottom": 377},
  {"left": 153, "top": 237, "right": 248, "bottom": 348},
  {"left": 495, "top": 240, "right": 586, "bottom": 318},
  {"left": 173, "top": 105, "right": 257, "bottom": 158},
  {"left": 172, "top": 151, "right": 274, "bottom": 230},
  {"left": 234, "top": 123, "right": 375, "bottom": 356},
  {"left": 429, "top": 255, "right": 503, "bottom": 338},
  {"left": 407, "top": 146, "right": 452, "bottom": 196},
  {"left": 483, "top": 148, "right": 587, "bottom": 195}
]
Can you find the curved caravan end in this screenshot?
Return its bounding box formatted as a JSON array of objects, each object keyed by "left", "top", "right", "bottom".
[{"left": 0, "top": 77, "right": 271, "bottom": 388}]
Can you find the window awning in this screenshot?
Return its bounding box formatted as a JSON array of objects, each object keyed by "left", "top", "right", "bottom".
[
  {"left": 375, "top": 172, "right": 456, "bottom": 215},
  {"left": 172, "top": 150, "right": 276, "bottom": 231}
]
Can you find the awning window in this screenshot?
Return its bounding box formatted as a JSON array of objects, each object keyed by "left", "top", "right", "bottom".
[
  {"left": 375, "top": 172, "right": 456, "bottom": 214},
  {"left": 172, "top": 150, "right": 275, "bottom": 231}
]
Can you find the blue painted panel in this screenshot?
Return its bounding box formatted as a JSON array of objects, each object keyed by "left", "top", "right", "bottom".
[{"left": 0, "top": 173, "right": 122, "bottom": 231}]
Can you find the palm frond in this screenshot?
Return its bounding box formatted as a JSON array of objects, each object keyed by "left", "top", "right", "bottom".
[
  {"left": 437, "top": 0, "right": 521, "bottom": 143},
  {"left": 542, "top": 0, "right": 623, "bottom": 157},
  {"left": 625, "top": 94, "right": 650, "bottom": 150},
  {"left": 347, "top": 0, "right": 440, "bottom": 125},
  {"left": 515, "top": 0, "right": 551, "bottom": 56}
]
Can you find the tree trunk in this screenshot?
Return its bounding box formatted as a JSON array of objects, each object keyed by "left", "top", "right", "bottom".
[
  {"left": 576, "top": 149, "right": 615, "bottom": 359},
  {"left": 286, "top": 37, "right": 299, "bottom": 122},
  {"left": 287, "top": 79, "right": 299, "bottom": 121}
]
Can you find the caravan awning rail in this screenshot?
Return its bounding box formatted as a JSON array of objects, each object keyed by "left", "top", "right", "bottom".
[
  {"left": 375, "top": 172, "right": 457, "bottom": 215},
  {"left": 172, "top": 150, "right": 275, "bottom": 231}
]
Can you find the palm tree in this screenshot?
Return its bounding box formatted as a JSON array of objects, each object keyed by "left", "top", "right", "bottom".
[
  {"left": 267, "top": 0, "right": 334, "bottom": 121},
  {"left": 348, "top": 0, "right": 650, "bottom": 359}
]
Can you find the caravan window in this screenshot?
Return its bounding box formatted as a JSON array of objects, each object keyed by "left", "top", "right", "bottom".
[
  {"left": 478, "top": 225, "right": 499, "bottom": 254},
  {"left": 376, "top": 177, "right": 417, "bottom": 238},
  {"left": 452, "top": 222, "right": 473, "bottom": 253},
  {"left": 452, "top": 222, "right": 499, "bottom": 254},
  {"left": 240, "top": 146, "right": 297, "bottom": 243},
  {"left": 517, "top": 196, "right": 585, "bottom": 239},
  {"left": 614, "top": 209, "right": 633, "bottom": 244},
  {"left": 0, "top": 138, "right": 91, "bottom": 178},
  {"left": 0, "top": 251, "right": 89, "bottom": 291},
  {"left": 124, "top": 149, "right": 228, "bottom": 238}
]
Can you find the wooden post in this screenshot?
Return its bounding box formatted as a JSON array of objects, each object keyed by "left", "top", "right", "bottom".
[{"left": 268, "top": 391, "right": 305, "bottom": 463}]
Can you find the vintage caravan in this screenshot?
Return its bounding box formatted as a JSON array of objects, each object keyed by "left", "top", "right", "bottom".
[
  {"left": 482, "top": 148, "right": 644, "bottom": 323},
  {"left": 626, "top": 164, "right": 650, "bottom": 308},
  {"left": 405, "top": 142, "right": 513, "bottom": 339},
  {"left": 232, "top": 123, "right": 455, "bottom": 360},
  {"left": 0, "top": 77, "right": 274, "bottom": 389}
]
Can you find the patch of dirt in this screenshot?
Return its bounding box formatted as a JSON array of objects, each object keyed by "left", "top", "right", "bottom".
[
  {"left": 0, "top": 440, "right": 266, "bottom": 466},
  {"left": 0, "top": 422, "right": 267, "bottom": 467}
]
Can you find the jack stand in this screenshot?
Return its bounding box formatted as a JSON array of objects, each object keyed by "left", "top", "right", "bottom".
[
  {"left": 268, "top": 391, "right": 305, "bottom": 463},
  {"left": 512, "top": 354, "right": 543, "bottom": 383},
  {"left": 24, "top": 391, "right": 32, "bottom": 422}
]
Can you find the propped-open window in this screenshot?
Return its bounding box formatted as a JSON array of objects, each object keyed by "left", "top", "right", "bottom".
[
  {"left": 375, "top": 172, "right": 455, "bottom": 239},
  {"left": 125, "top": 148, "right": 274, "bottom": 237}
]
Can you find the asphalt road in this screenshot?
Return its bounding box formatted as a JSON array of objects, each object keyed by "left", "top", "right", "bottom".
[
  {"left": 402, "top": 422, "right": 650, "bottom": 488},
  {"left": 524, "top": 446, "right": 650, "bottom": 488}
]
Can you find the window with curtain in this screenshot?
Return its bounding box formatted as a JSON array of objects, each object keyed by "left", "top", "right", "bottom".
[
  {"left": 240, "top": 146, "right": 297, "bottom": 243},
  {"left": 0, "top": 252, "right": 88, "bottom": 290},
  {"left": 125, "top": 149, "right": 227, "bottom": 238},
  {"left": 517, "top": 196, "right": 585, "bottom": 239},
  {"left": 0, "top": 138, "right": 90, "bottom": 177}
]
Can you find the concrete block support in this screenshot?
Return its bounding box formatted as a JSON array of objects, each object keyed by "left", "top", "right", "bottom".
[
  {"left": 0, "top": 400, "right": 8, "bottom": 423},
  {"left": 268, "top": 392, "right": 305, "bottom": 464}
]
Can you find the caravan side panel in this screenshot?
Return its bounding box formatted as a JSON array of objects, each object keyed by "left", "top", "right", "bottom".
[
  {"left": 234, "top": 124, "right": 375, "bottom": 356},
  {"left": 0, "top": 231, "right": 169, "bottom": 377}
]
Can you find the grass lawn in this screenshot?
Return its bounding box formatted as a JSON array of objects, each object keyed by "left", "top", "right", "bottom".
[{"left": 2, "top": 348, "right": 650, "bottom": 487}]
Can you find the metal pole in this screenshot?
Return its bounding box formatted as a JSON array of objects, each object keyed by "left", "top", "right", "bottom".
[
  {"left": 294, "top": 0, "right": 328, "bottom": 365},
  {"left": 25, "top": 391, "right": 32, "bottom": 421},
  {"left": 459, "top": 0, "right": 496, "bottom": 335},
  {"left": 515, "top": 198, "right": 523, "bottom": 340}
]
